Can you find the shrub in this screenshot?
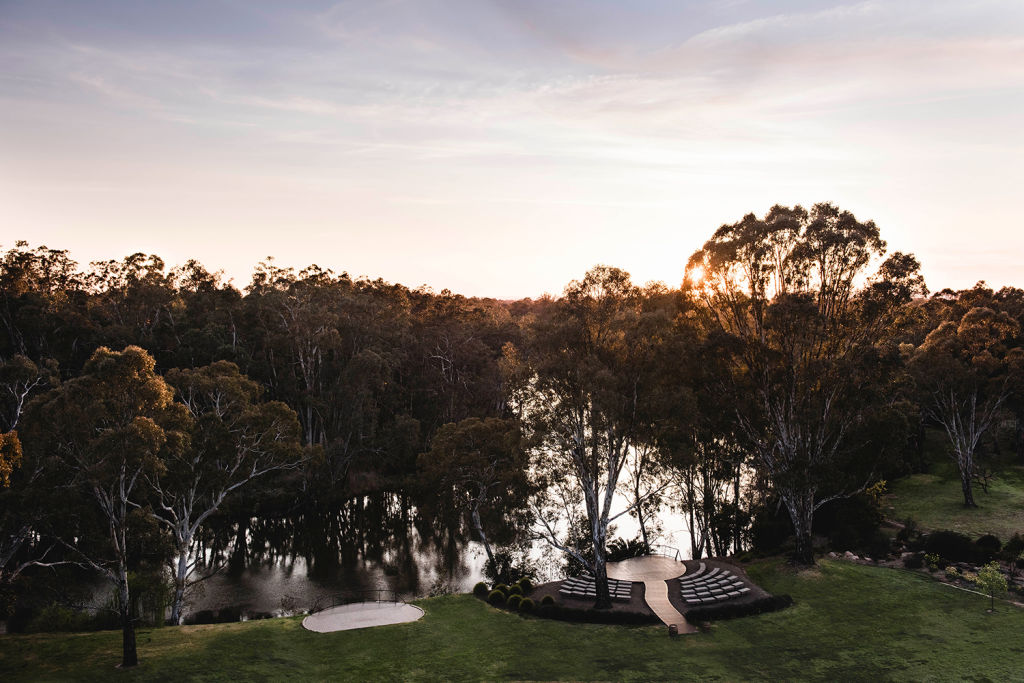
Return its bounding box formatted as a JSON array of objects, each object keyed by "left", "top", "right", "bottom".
[
  {"left": 924, "top": 553, "right": 943, "bottom": 571},
  {"left": 945, "top": 566, "right": 961, "bottom": 580},
  {"left": 506, "top": 594, "right": 522, "bottom": 609},
  {"left": 519, "top": 598, "right": 535, "bottom": 613},
  {"left": 487, "top": 590, "right": 506, "bottom": 605},
  {"left": 817, "top": 494, "right": 883, "bottom": 553},
  {"left": 473, "top": 582, "right": 489, "bottom": 599},
  {"left": 508, "top": 583, "right": 523, "bottom": 597},
  {"left": 861, "top": 530, "right": 893, "bottom": 560},
  {"left": 540, "top": 595, "right": 555, "bottom": 606},
  {"left": 896, "top": 518, "right": 921, "bottom": 547},
  {"left": 749, "top": 504, "right": 793, "bottom": 554},
  {"left": 516, "top": 577, "right": 533, "bottom": 594},
  {"left": 684, "top": 594, "right": 794, "bottom": 623},
  {"left": 25, "top": 604, "right": 94, "bottom": 633},
  {"left": 975, "top": 535, "right": 1002, "bottom": 563},
  {"left": 924, "top": 530, "right": 977, "bottom": 564},
  {"left": 607, "top": 536, "right": 649, "bottom": 562},
  {"left": 1000, "top": 533, "right": 1024, "bottom": 562},
  {"left": 903, "top": 552, "right": 925, "bottom": 569},
  {"left": 493, "top": 583, "right": 510, "bottom": 596}
]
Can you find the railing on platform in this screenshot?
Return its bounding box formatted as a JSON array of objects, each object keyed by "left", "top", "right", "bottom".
[
  {"left": 309, "top": 589, "right": 403, "bottom": 614},
  {"left": 649, "top": 544, "right": 683, "bottom": 561}
]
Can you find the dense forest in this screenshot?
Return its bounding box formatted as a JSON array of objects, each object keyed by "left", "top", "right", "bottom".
[{"left": 2, "top": 203, "right": 1023, "bottom": 666}]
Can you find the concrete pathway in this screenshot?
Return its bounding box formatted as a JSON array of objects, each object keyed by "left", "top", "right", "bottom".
[
  {"left": 607, "top": 556, "right": 697, "bottom": 634},
  {"left": 302, "top": 601, "right": 424, "bottom": 633}
]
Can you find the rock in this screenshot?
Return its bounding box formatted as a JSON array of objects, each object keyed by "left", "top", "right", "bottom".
[{"left": 844, "top": 551, "right": 859, "bottom": 561}]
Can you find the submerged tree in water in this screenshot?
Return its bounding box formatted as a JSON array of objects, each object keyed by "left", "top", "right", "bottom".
[
  {"left": 417, "top": 417, "right": 532, "bottom": 584},
  {"left": 156, "top": 361, "right": 303, "bottom": 625},
  {"left": 507, "top": 266, "right": 669, "bottom": 608}
]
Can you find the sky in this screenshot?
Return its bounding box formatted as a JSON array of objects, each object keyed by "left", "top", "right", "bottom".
[{"left": 1, "top": 0, "right": 1022, "bottom": 298}]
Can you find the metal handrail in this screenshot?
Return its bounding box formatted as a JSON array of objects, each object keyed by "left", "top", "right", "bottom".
[
  {"left": 309, "top": 589, "right": 403, "bottom": 614},
  {"left": 649, "top": 544, "right": 683, "bottom": 561}
]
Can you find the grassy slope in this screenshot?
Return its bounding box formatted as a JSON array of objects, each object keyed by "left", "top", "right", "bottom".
[
  {"left": 3, "top": 560, "right": 1023, "bottom": 682},
  {"left": 886, "top": 458, "right": 1024, "bottom": 539}
]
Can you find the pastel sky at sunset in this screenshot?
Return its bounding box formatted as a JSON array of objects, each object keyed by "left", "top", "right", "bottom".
[{"left": 2, "top": 1, "right": 1022, "bottom": 298}]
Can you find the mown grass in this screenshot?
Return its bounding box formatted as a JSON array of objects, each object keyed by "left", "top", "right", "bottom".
[
  {"left": 2, "top": 559, "right": 1023, "bottom": 682},
  {"left": 886, "top": 458, "right": 1024, "bottom": 540}
]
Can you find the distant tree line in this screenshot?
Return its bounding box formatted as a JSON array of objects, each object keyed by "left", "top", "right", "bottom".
[{"left": 1, "top": 203, "right": 1023, "bottom": 664}]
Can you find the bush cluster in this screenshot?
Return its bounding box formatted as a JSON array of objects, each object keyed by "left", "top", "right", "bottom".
[
  {"left": 684, "top": 594, "right": 793, "bottom": 623},
  {"left": 902, "top": 552, "right": 925, "bottom": 569},
  {"left": 975, "top": 535, "right": 1002, "bottom": 562},
  {"left": 923, "top": 531, "right": 977, "bottom": 564},
  {"left": 476, "top": 577, "right": 537, "bottom": 614},
  {"left": 922, "top": 531, "right": 1011, "bottom": 565}
]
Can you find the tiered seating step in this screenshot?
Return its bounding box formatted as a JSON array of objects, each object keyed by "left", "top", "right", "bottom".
[
  {"left": 680, "top": 567, "right": 751, "bottom": 605},
  {"left": 559, "top": 575, "right": 633, "bottom": 602}
]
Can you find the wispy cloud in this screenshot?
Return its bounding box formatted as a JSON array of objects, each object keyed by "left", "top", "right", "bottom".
[{"left": 1, "top": 0, "right": 1022, "bottom": 295}]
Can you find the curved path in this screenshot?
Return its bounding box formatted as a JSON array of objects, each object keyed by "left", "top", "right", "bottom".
[
  {"left": 302, "top": 601, "right": 424, "bottom": 633},
  {"left": 607, "top": 556, "right": 696, "bottom": 634}
]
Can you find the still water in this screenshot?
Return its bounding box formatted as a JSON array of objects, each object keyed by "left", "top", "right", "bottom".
[{"left": 183, "top": 492, "right": 694, "bottom": 621}]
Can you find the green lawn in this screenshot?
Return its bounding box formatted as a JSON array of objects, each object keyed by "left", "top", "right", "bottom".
[
  {"left": 2, "top": 559, "right": 1023, "bottom": 682},
  {"left": 885, "top": 460, "right": 1024, "bottom": 540}
]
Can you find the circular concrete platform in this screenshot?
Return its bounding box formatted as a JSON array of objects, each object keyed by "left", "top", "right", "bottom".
[
  {"left": 302, "top": 601, "right": 424, "bottom": 633},
  {"left": 606, "top": 555, "right": 687, "bottom": 582}
]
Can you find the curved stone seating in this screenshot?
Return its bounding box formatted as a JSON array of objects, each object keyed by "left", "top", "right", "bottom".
[
  {"left": 679, "top": 567, "right": 751, "bottom": 605},
  {"left": 678, "top": 562, "right": 707, "bottom": 582},
  {"left": 559, "top": 575, "right": 633, "bottom": 602}
]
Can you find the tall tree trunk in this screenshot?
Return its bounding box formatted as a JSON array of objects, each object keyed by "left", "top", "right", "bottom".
[
  {"left": 170, "top": 544, "right": 189, "bottom": 626},
  {"left": 961, "top": 473, "right": 977, "bottom": 508},
  {"left": 783, "top": 492, "right": 815, "bottom": 566},
  {"left": 117, "top": 568, "right": 138, "bottom": 667},
  {"left": 733, "top": 469, "right": 742, "bottom": 555},
  {"left": 470, "top": 505, "right": 500, "bottom": 583},
  {"left": 1015, "top": 415, "right": 1023, "bottom": 462},
  {"left": 592, "top": 543, "right": 612, "bottom": 609}
]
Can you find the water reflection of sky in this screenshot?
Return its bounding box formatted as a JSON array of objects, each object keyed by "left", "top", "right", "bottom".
[{"left": 190, "top": 489, "right": 694, "bottom": 619}]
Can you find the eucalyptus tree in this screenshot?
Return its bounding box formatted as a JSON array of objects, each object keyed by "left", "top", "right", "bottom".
[
  {"left": 157, "top": 361, "right": 303, "bottom": 625},
  {"left": 0, "top": 354, "right": 58, "bottom": 431},
  {"left": 0, "top": 242, "right": 88, "bottom": 369},
  {"left": 909, "top": 305, "right": 1020, "bottom": 506},
  {"left": 686, "top": 203, "right": 925, "bottom": 564},
  {"left": 416, "top": 417, "right": 532, "bottom": 582},
  {"left": 22, "top": 346, "right": 189, "bottom": 667},
  {"left": 505, "top": 266, "right": 668, "bottom": 608}
]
